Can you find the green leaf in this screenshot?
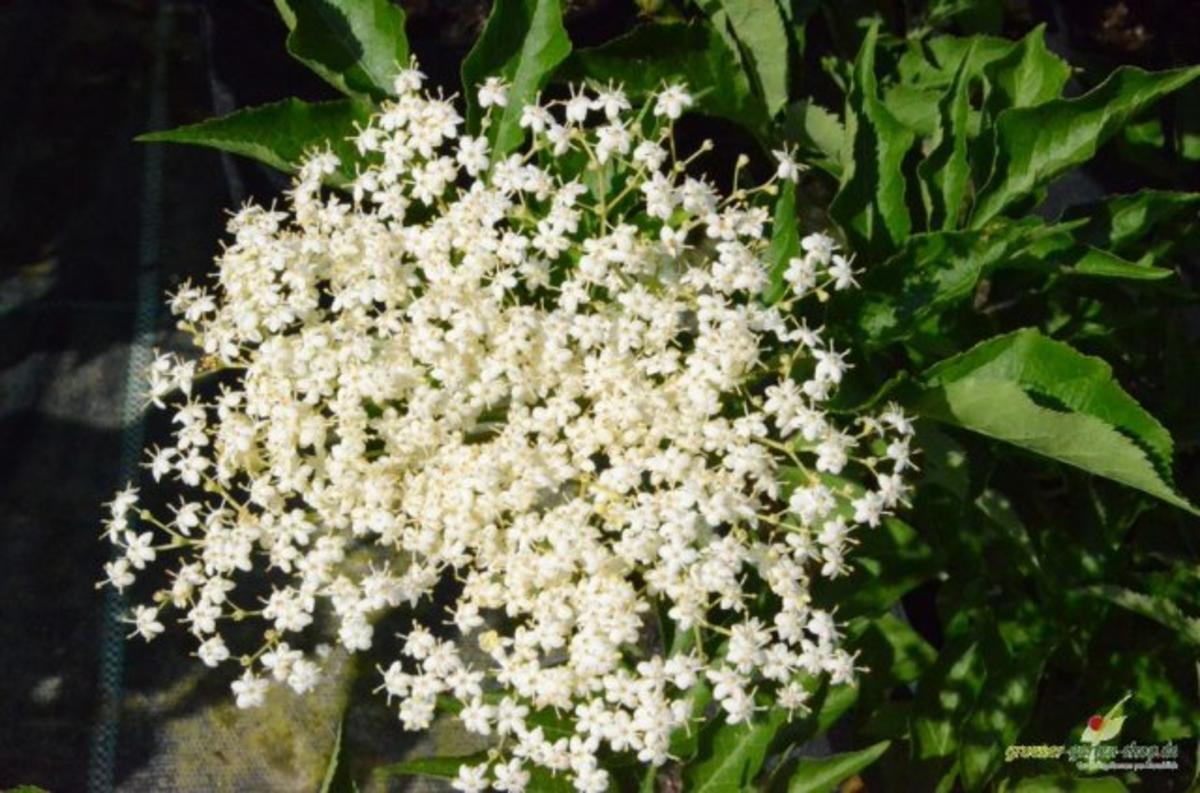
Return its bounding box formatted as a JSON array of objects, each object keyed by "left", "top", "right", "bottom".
[
  {"left": 319, "top": 714, "right": 356, "bottom": 793},
  {"left": 763, "top": 177, "right": 798, "bottom": 304},
  {"left": 972, "top": 65, "right": 1200, "bottom": 227},
  {"left": 559, "top": 21, "right": 766, "bottom": 135},
  {"left": 1081, "top": 585, "right": 1200, "bottom": 648},
  {"left": 882, "top": 84, "right": 945, "bottom": 137},
  {"left": 915, "top": 331, "right": 1196, "bottom": 514},
  {"left": 917, "top": 42, "right": 975, "bottom": 231},
  {"left": 836, "top": 223, "right": 1033, "bottom": 347},
  {"left": 714, "top": 0, "right": 791, "bottom": 117},
  {"left": 373, "top": 753, "right": 489, "bottom": 781},
  {"left": 137, "top": 97, "right": 372, "bottom": 182},
  {"left": 461, "top": 0, "right": 571, "bottom": 156},
  {"left": 1062, "top": 246, "right": 1172, "bottom": 280},
  {"left": 918, "top": 423, "right": 970, "bottom": 499},
  {"left": 974, "top": 489, "right": 1041, "bottom": 578},
  {"left": 957, "top": 626, "right": 1050, "bottom": 791},
  {"left": 787, "top": 740, "right": 890, "bottom": 793},
  {"left": 686, "top": 708, "right": 788, "bottom": 792},
  {"left": 829, "top": 23, "right": 916, "bottom": 260},
  {"left": 670, "top": 679, "right": 713, "bottom": 760},
  {"left": 273, "top": 0, "right": 408, "bottom": 100},
  {"left": 847, "top": 611, "right": 938, "bottom": 686},
  {"left": 1008, "top": 222, "right": 1174, "bottom": 279},
  {"left": 921, "top": 328, "right": 1175, "bottom": 476},
  {"left": 896, "top": 34, "right": 1014, "bottom": 89},
  {"left": 1064, "top": 190, "right": 1200, "bottom": 255},
  {"left": 924, "top": 378, "right": 1195, "bottom": 512},
  {"left": 982, "top": 25, "right": 1070, "bottom": 112},
  {"left": 781, "top": 99, "right": 845, "bottom": 177},
  {"left": 909, "top": 637, "right": 986, "bottom": 793},
  {"left": 816, "top": 516, "right": 939, "bottom": 617}
]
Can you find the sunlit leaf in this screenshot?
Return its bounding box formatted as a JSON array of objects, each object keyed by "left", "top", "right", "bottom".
[
  {"left": 137, "top": 97, "right": 372, "bottom": 183},
  {"left": 787, "top": 740, "right": 890, "bottom": 793},
  {"left": 972, "top": 66, "right": 1200, "bottom": 226},
  {"left": 560, "top": 21, "right": 767, "bottom": 135},
  {"left": 829, "top": 23, "right": 916, "bottom": 260},
  {"left": 273, "top": 0, "right": 408, "bottom": 100},
  {"left": 461, "top": 0, "right": 571, "bottom": 156}
]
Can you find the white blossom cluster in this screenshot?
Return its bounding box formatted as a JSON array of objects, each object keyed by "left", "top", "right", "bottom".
[{"left": 101, "top": 65, "right": 915, "bottom": 792}]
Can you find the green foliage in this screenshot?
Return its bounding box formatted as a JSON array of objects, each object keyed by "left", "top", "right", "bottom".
[
  {"left": 920, "top": 328, "right": 1175, "bottom": 471},
  {"left": 785, "top": 739, "right": 890, "bottom": 792},
  {"left": 836, "top": 223, "right": 1035, "bottom": 347},
  {"left": 914, "top": 328, "right": 1195, "bottom": 513},
  {"left": 1064, "top": 190, "right": 1200, "bottom": 265},
  {"left": 560, "top": 21, "right": 767, "bottom": 137},
  {"left": 828, "top": 23, "right": 916, "bottom": 261},
  {"left": 781, "top": 99, "right": 844, "bottom": 176},
  {"left": 915, "top": 41, "right": 974, "bottom": 231},
  {"left": 272, "top": 0, "right": 409, "bottom": 100},
  {"left": 685, "top": 706, "right": 790, "bottom": 792},
  {"left": 134, "top": 1, "right": 1200, "bottom": 790},
  {"left": 373, "top": 752, "right": 488, "bottom": 781},
  {"left": 137, "top": 98, "right": 372, "bottom": 183},
  {"left": 318, "top": 715, "right": 357, "bottom": 793},
  {"left": 461, "top": 0, "right": 572, "bottom": 156},
  {"left": 1081, "top": 584, "right": 1200, "bottom": 648},
  {"left": 707, "top": 0, "right": 791, "bottom": 117},
  {"left": 972, "top": 66, "right": 1200, "bottom": 227},
  {"left": 815, "top": 515, "right": 939, "bottom": 617},
  {"left": 764, "top": 177, "right": 799, "bottom": 304}
]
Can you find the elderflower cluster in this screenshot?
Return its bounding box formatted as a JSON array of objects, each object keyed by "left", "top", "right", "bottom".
[{"left": 101, "top": 64, "right": 915, "bottom": 792}]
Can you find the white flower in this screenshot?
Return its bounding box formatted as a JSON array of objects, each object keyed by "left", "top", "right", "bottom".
[
  {"left": 633, "top": 140, "right": 667, "bottom": 171},
  {"left": 456, "top": 135, "right": 490, "bottom": 176},
  {"left": 477, "top": 76, "right": 509, "bottom": 108},
  {"left": 800, "top": 231, "right": 837, "bottom": 263},
  {"left": 852, "top": 491, "right": 885, "bottom": 527},
  {"left": 592, "top": 85, "right": 630, "bottom": 120},
  {"left": 104, "top": 559, "right": 135, "bottom": 591},
  {"left": 654, "top": 84, "right": 694, "bottom": 120},
  {"left": 287, "top": 659, "right": 321, "bottom": 694},
  {"left": 452, "top": 763, "right": 489, "bottom": 793},
  {"left": 393, "top": 64, "right": 426, "bottom": 95},
  {"left": 565, "top": 87, "right": 592, "bottom": 124},
  {"left": 777, "top": 681, "right": 811, "bottom": 713},
  {"left": 494, "top": 759, "right": 530, "bottom": 792},
  {"left": 828, "top": 253, "right": 858, "bottom": 290},
  {"left": 102, "top": 70, "right": 912, "bottom": 784},
  {"left": 773, "top": 148, "right": 805, "bottom": 181},
  {"left": 231, "top": 670, "right": 269, "bottom": 709},
  {"left": 108, "top": 485, "right": 139, "bottom": 518},
  {"left": 129, "top": 605, "right": 163, "bottom": 641},
  {"left": 594, "top": 123, "right": 632, "bottom": 164},
  {"left": 123, "top": 530, "right": 156, "bottom": 570},
  {"left": 198, "top": 636, "right": 230, "bottom": 667},
  {"left": 659, "top": 225, "right": 687, "bottom": 258},
  {"left": 519, "top": 102, "right": 553, "bottom": 133}
]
